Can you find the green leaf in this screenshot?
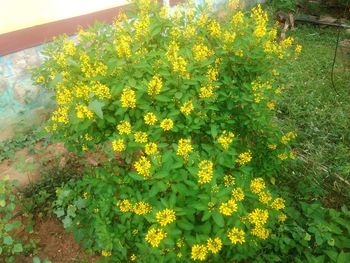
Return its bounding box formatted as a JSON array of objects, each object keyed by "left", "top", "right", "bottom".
[
  {"left": 3, "top": 236, "right": 13, "bottom": 245},
  {"left": 212, "top": 212, "right": 224, "bottom": 227},
  {"left": 88, "top": 100, "right": 105, "bottom": 119},
  {"left": 33, "top": 256, "right": 41, "bottom": 263},
  {"left": 12, "top": 243, "right": 23, "bottom": 253},
  {"left": 337, "top": 251, "right": 350, "bottom": 263}
]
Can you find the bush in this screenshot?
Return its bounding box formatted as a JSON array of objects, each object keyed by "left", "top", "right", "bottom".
[
  {"left": 0, "top": 178, "right": 26, "bottom": 262},
  {"left": 34, "top": 0, "right": 301, "bottom": 261}
]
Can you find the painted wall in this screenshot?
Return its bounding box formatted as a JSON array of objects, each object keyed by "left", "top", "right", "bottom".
[{"left": 0, "top": 0, "right": 128, "bottom": 34}]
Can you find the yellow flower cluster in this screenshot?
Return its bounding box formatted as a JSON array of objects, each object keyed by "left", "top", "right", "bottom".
[
  {"left": 250, "top": 178, "right": 266, "bottom": 194},
  {"left": 76, "top": 104, "right": 94, "bottom": 119},
  {"left": 231, "top": 11, "right": 244, "bottom": 27},
  {"left": 116, "top": 35, "right": 132, "bottom": 58},
  {"left": 134, "top": 16, "right": 150, "bottom": 40},
  {"left": 117, "top": 199, "right": 152, "bottom": 215},
  {"left": 232, "top": 187, "right": 245, "bottom": 201},
  {"left": 207, "top": 66, "right": 219, "bottom": 82},
  {"left": 112, "top": 139, "right": 125, "bottom": 152},
  {"left": 191, "top": 244, "right": 207, "bottom": 261},
  {"left": 271, "top": 198, "right": 286, "bottom": 210},
  {"left": 144, "top": 112, "right": 157, "bottom": 125},
  {"left": 236, "top": 151, "right": 252, "bottom": 165},
  {"left": 176, "top": 139, "right": 193, "bottom": 159},
  {"left": 199, "top": 85, "right": 214, "bottom": 99},
  {"left": 180, "top": 100, "right": 194, "bottom": 116},
  {"left": 156, "top": 209, "right": 176, "bottom": 226},
  {"left": 219, "top": 199, "right": 238, "bottom": 216},
  {"left": 134, "top": 156, "right": 151, "bottom": 177},
  {"left": 166, "top": 41, "right": 189, "bottom": 78},
  {"left": 117, "top": 120, "right": 132, "bottom": 135},
  {"left": 133, "top": 201, "right": 152, "bottom": 215},
  {"left": 145, "top": 228, "right": 167, "bottom": 248},
  {"left": 147, "top": 75, "right": 163, "bottom": 96},
  {"left": 258, "top": 191, "right": 272, "bottom": 204},
  {"left": 227, "top": 227, "right": 245, "bottom": 245},
  {"left": 120, "top": 87, "right": 136, "bottom": 109},
  {"left": 207, "top": 237, "right": 222, "bottom": 254},
  {"left": 197, "top": 160, "right": 213, "bottom": 184},
  {"left": 208, "top": 20, "right": 221, "bottom": 38},
  {"left": 248, "top": 208, "right": 270, "bottom": 239},
  {"left": 218, "top": 131, "right": 235, "bottom": 150},
  {"left": 224, "top": 174, "right": 236, "bottom": 187},
  {"left": 281, "top": 131, "right": 297, "bottom": 144},
  {"left": 51, "top": 106, "right": 69, "bottom": 124},
  {"left": 160, "top": 118, "right": 174, "bottom": 131},
  {"left": 134, "top": 131, "right": 148, "bottom": 143},
  {"left": 145, "top": 143, "right": 158, "bottom": 155},
  {"left": 101, "top": 250, "right": 112, "bottom": 257},
  {"left": 251, "top": 4, "right": 268, "bottom": 38},
  {"left": 192, "top": 43, "right": 213, "bottom": 62},
  {"left": 117, "top": 199, "right": 133, "bottom": 212}
]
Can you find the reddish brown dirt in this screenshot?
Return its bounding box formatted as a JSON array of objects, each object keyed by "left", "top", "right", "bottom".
[{"left": 18, "top": 217, "right": 98, "bottom": 263}]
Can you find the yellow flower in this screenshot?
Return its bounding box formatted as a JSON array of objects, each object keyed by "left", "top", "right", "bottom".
[
  {"left": 207, "top": 66, "right": 219, "bottom": 82},
  {"left": 147, "top": 75, "right": 163, "bottom": 96},
  {"left": 116, "top": 35, "right": 132, "bottom": 58},
  {"left": 144, "top": 112, "right": 158, "bottom": 125},
  {"left": 248, "top": 208, "right": 269, "bottom": 226},
  {"left": 134, "top": 156, "right": 151, "bottom": 178},
  {"left": 176, "top": 139, "right": 193, "bottom": 159},
  {"left": 156, "top": 208, "right": 176, "bottom": 226},
  {"left": 145, "top": 228, "right": 167, "bottom": 247},
  {"left": 112, "top": 139, "right": 125, "bottom": 152},
  {"left": 120, "top": 87, "right": 136, "bottom": 109},
  {"left": 76, "top": 104, "right": 94, "bottom": 119},
  {"left": 117, "top": 199, "right": 133, "bottom": 212},
  {"left": 131, "top": 254, "right": 137, "bottom": 261},
  {"left": 251, "top": 225, "right": 270, "bottom": 239},
  {"left": 227, "top": 227, "right": 245, "bottom": 245},
  {"left": 278, "top": 213, "right": 287, "bottom": 222},
  {"left": 219, "top": 199, "right": 238, "bottom": 216},
  {"left": 84, "top": 134, "right": 93, "bottom": 141},
  {"left": 83, "top": 192, "right": 88, "bottom": 199},
  {"left": 191, "top": 244, "right": 207, "bottom": 261},
  {"left": 218, "top": 131, "right": 235, "bottom": 150},
  {"left": 236, "top": 151, "right": 252, "bottom": 165},
  {"left": 267, "top": 101, "right": 275, "bottom": 110},
  {"left": 180, "top": 100, "right": 194, "bottom": 116},
  {"left": 133, "top": 201, "right": 152, "bottom": 215},
  {"left": 268, "top": 144, "right": 277, "bottom": 150},
  {"left": 231, "top": 11, "right": 244, "bottom": 27},
  {"left": 224, "top": 174, "right": 235, "bottom": 187},
  {"left": 197, "top": 160, "right": 214, "bottom": 184},
  {"left": 199, "top": 85, "right": 214, "bottom": 99},
  {"left": 117, "top": 120, "right": 132, "bottom": 135},
  {"left": 232, "top": 187, "right": 245, "bottom": 201},
  {"left": 271, "top": 198, "right": 285, "bottom": 210},
  {"left": 206, "top": 237, "right": 222, "bottom": 254},
  {"left": 281, "top": 132, "right": 297, "bottom": 144},
  {"left": 145, "top": 143, "right": 158, "bottom": 155},
  {"left": 192, "top": 43, "right": 213, "bottom": 61},
  {"left": 250, "top": 178, "right": 266, "bottom": 194},
  {"left": 101, "top": 250, "right": 112, "bottom": 257},
  {"left": 208, "top": 20, "right": 221, "bottom": 38},
  {"left": 134, "top": 131, "right": 148, "bottom": 143},
  {"left": 160, "top": 118, "right": 174, "bottom": 131},
  {"left": 258, "top": 191, "right": 272, "bottom": 204},
  {"left": 278, "top": 153, "right": 289, "bottom": 160},
  {"left": 295, "top": 44, "right": 302, "bottom": 55}
]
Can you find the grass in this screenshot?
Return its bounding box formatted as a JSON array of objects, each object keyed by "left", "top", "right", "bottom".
[{"left": 277, "top": 25, "right": 350, "bottom": 208}]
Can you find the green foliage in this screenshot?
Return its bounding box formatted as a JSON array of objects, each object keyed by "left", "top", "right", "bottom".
[
  {"left": 21, "top": 157, "right": 83, "bottom": 216},
  {"left": 0, "top": 178, "right": 26, "bottom": 262},
  {"left": 34, "top": 0, "right": 301, "bottom": 261},
  {"left": 270, "top": 0, "right": 298, "bottom": 12},
  {"left": 0, "top": 129, "right": 45, "bottom": 162}
]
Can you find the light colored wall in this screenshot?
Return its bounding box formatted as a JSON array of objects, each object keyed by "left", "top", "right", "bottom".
[{"left": 0, "top": 0, "right": 128, "bottom": 34}]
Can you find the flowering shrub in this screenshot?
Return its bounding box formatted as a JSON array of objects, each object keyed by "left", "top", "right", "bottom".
[{"left": 34, "top": 0, "right": 301, "bottom": 261}]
